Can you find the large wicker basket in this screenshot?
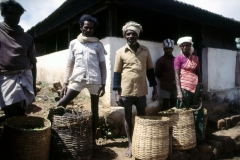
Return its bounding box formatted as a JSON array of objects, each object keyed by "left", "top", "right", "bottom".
[
  {"left": 50, "top": 110, "right": 92, "bottom": 160},
  {"left": 159, "top": 110, "right": 196, "bottom": 150},
  {"left": 0, "top": 116, "right": 51, "bottom": 160},
  {"left": 132, "top": 116, "right": 170, "bottom": 160}
]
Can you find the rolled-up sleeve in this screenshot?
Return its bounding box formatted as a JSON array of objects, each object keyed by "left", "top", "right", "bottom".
[
  {"left": 114, "top": 51, "right": 123, "bottom": 73},
  {"left": 68, "top": 41, "right": 75, "bottom": 61}
]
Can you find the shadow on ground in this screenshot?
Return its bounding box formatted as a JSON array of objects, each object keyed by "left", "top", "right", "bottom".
[{"left": 91, "top": 147, "right": 118, "bottom": 160}]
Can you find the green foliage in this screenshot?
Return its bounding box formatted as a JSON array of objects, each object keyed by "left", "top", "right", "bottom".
[
  {"left": 236, "top": 38, "right": 240, "bottom": 43},
  {"left": 236, "top": 38, "right": 240, "bottom": 50}
]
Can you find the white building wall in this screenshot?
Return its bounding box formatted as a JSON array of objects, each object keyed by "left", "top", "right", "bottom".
[
  {"left": 36, "top": 37, "right": 182, "bottom": 106},
  {"left": 207, "top": 48, "right": 237, "bottom": 91}
]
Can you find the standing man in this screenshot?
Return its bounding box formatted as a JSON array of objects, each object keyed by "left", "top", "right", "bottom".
[
  {"left": 57, "top": 14, "right": 107, "bottom": 147},
  {"left": 155, "top": 39, "right": 177, "bottom": 111},
  {"left": 0, "top": 0, "right": 37, "bottom": 118},
  {"left": 113, "top": 21, "right": 158, "bottom": 158}
]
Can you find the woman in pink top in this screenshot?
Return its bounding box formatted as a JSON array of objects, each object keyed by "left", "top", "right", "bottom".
[{"left": 174, "top": 36, "right": 204, "bottom": 142}]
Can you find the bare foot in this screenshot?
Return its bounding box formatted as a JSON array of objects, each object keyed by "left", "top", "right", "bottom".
[{"left": 125, "top": 146, "right": 132, "bottom": 158}]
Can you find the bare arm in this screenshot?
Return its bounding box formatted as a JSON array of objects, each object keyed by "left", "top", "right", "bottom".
[{"left": 174, "top": 69, "right": 182, "bottom": 101}]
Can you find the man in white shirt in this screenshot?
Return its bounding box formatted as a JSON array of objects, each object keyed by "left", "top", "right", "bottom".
[{"left": 57, "top": 14, "right": 107, "bottom": 147}]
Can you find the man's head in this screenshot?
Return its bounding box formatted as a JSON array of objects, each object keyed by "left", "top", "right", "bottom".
[
  {"left": 122, "top": 21, "right": 142, "bottom": 46},
  {"left": 163, "top": 39, "right": 174, "bottom": 56},
  {"left": 79, "top": 14, "right": 99, "bottom": 37},
  {"left": 0, "top": 0, "right": 25, "bottom": 27},
  {"left": 177, "top": 36, "right": 194, "bottom": 54}
]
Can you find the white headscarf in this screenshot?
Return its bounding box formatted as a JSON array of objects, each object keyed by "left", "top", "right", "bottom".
[
  {"left": 163, "top": 39, "right": 174, "bottom": 49},
  {"left": 122, "top": 21, "right": 142, "bottom": 37},
  {"left": 177, "top": 36, "right": 193, "bottom": 46},
  {"left": 177, "top": 36, "right": 194, "bottom": 54}
]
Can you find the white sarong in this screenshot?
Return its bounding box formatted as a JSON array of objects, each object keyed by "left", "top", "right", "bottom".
[{"left": 0, "top": 70, "right": 35, "bottom": 109}]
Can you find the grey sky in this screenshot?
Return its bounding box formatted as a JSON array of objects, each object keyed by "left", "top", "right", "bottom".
[
  {"left": 0, "top": 0, "right": 240, "bottom": 31},
  {"left": 178, "top": 0, "right": 240, "bottom": 22},
  {"left": 0, "top": 0, "right": 65, "bottom": 31}
]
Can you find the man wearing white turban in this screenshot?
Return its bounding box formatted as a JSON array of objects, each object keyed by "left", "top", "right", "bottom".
[{"left": 113, "top": 21, "right": 158, "bottom": 157}]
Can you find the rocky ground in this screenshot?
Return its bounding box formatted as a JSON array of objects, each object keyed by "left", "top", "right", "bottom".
[{"left": 1, "top": 81, "right": 240, "bottom": 159}]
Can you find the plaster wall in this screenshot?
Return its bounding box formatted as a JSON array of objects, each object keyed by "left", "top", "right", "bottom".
[
  {"left": 207, "top": 48, "right": 237, "bottom": 91},
  {"left": 36, "top": 37, "right": 180, "bottom": 106},
  {"left": 37, "top": 50, "right": 68, "bottom": 83}
]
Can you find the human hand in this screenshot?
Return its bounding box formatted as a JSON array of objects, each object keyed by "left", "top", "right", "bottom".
[
  {"left": 98, "top": 85, "right": 105, "bottom": 97},
  {"left": 60, "top": 83, "right": 68, "bottom": 98},
  {"left": 177, "top": 92, "right": 183, "bottom": 101},
  {"left": 115, "top": 90, "right": 123, "bottom": 106},
  {"left": 152, "top": 86, "right": 158, "bottom": 101}
]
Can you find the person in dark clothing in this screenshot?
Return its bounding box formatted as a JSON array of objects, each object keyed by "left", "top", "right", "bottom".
[
  {"left": 0, "top": 0, "right": 37, "bottom": 119},
  {"left": 155, "top": 39, "right": 177, "bottom": 111}
]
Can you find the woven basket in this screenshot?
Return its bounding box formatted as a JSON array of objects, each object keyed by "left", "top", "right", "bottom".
[
  {"left": 50, "top": 110, "right": 92, "bottom": 160},
  {"left": 132, "top": 116, "right": 170, "bottom": 160},
  {"left": 159, "top": 110, "right": 196, "bottom": 150},
  {"left": 0, "top": 116, "right": 51, "bottom": 160}
]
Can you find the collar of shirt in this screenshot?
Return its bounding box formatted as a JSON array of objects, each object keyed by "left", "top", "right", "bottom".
[{"left": 124, "top": 43, "right": 147, "bottom": 53}]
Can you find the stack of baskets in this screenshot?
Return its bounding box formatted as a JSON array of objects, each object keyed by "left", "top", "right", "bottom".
[
  {"left": 0, "top": 116, "right": 51, "bottom": 160},
  {"left": 50, "top": 109, "right": 93, "bottom": 160},
  {"left": 132, "top": 116, "right": 170, "bottom": 160}
]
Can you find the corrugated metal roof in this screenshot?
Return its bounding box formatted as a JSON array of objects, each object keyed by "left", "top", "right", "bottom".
[
  {"left": 27, "top": 0, "right": 240, "bottom": 36},
  {"left": 174, "top": 0, "right": 240, "bottom": 23}
]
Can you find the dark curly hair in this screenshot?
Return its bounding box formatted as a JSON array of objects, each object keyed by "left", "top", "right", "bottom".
[
  {"left": 79, "top": 14, "right": 99, "bottom": 29},
  {"left": 0, "top": 0, "right": 25, "bottom": 16}
]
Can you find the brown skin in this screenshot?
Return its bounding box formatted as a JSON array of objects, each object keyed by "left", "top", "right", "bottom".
[
  {"left": 174, "top": 42, "right": 201, "bottom": 101},
  {"left": 164, "top": 47, "right": 174, "bottom": 57},
  {"left": 59, "top": 20, "right": 104, "bottom": 147},
  {"left": 115, "top": 29, "right": 157, "bottom": 158},
  {"left": 80, "top": 21, "right": 94, "bottom": 37},
  {"left": 2, "top": 6, "right": 21, "bottom": 27}
]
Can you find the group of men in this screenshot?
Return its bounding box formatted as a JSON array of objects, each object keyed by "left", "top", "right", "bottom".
[{"left": 0, "top": 0, "right": 177, "bottom": 158}]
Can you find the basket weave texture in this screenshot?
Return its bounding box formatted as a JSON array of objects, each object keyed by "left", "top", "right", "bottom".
[
  {"left": 132, "top": 116, "right": 170, "bottom": 160},
  {"left": 0, "top": 116, "right": 51, "bottom": 160},
  {"left": 159, "top": 110, "right": 196, "bottom": 150},
  {"left": 50, "top": 110, "right": 92, "bottom": 160}
]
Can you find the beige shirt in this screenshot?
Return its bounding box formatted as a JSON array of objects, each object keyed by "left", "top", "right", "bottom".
[{"left": 114, "top": 43, "right": 154, "bottom": 97}]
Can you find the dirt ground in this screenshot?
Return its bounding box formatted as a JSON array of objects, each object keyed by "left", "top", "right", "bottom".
[{"left": 25, "top": 82, "right": 134, "bottom": 160}]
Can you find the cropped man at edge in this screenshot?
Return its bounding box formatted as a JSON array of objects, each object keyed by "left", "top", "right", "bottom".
[
  {"left": 113, "top": 21, "right": 158, "bottom": 158},
  {"left": 0, "top": 0, "right": 37, "bottom": 119}
]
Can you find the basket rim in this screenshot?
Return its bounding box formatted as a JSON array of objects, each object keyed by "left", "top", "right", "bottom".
[
  {"left": 5, "top": 115, "right": 51, "bottom": 132},
  {"left": 136, "top": 116, "right": 170, "bottom": 121},
  {"left": 158, "top": 109, "right": 195, "bottom": 115}
]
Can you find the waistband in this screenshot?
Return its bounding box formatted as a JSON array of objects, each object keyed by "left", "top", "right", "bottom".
[{"left": 0, "top": 69, "right": 30, "bottom": 75}]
